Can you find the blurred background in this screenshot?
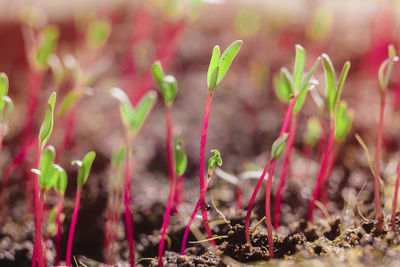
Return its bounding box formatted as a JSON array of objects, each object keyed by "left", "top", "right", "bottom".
[{"left": 2, "top": 0, "right": 400, "bottom": 264}]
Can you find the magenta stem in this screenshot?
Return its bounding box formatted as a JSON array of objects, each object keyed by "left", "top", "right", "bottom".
[
  {"left": 123, "top": 146, "right": 135, "bottom": 267},
  {"left": 197, "top": 92, "right": 215, "bottom": 245},
  {"left": 374, "top": 90, "right": 385, "bottom": 231},
  {"left": 157, "top": 107, "right": 176, "bottom": 266},
  {"left": 391, "top": 157, "right": 400, "bottom": 232},
  {"left": 308, "top": 119, "right": 335, "bottom": 222},
  {"left": 173, "top": 174, "right": 184, "bottom": 212},
  {"left": 180, "top": 178, "right": 211, "bottom": 254},
  {"left": 265, "top": 159, "right": 277, "bottom": 258},
  {"left": 244, "top": 161, "right": 270, "bottom": 244},
  {"left": 274, "top": 117, "right": 298, "bottom": 229},
  {"left": 319, "top": 145, "right": 338, "bottom": 204},
  {"left": 66, "top": 187, "right": 82, "bottom": 267},
  {"left": 32, "top": 147, "right": 44, "bottom": 267},
  {"left": 245, "top": 99, "right": 295, "bottom": 245},
  {"left": 55, "top": 196, "right": 64, "bottom": 266}
]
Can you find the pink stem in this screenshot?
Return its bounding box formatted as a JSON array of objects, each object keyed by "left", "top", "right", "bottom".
[
  {"left": 265, "top": 159, "right": 277, "bottom": 258},
  {"left": 391, "top": 157, "right": 400, "bottom": 232},
  {"left": 308, "top": 120, "right": 335, "bottom": 222},
  {"left": 180, "top": 178, "right": 211, "bottom": 255},
  {"left": 157, "top": 107, "right": 176, "bottom": 266},
  {"left": 32, "top": 147, "right": 44, "bottom": 267},
  {"left": 319, "top": 145, "right": 338, "bottom": 204},
  {"left": 374, "top": 90, "right": 385, "bottom": 232},
  {"left": 235, "top": 185, "right": 243, "bottom": 210},
  {"left": 66, "top": 187, "right": 82, "bottom": 267},
  {"left": 244, "top": 161, "right": 270, "bottom": 244},
  {"left": 55, "top": 196, "right": 64, "bottom": 266},
  {"left": 173, "top": 174, "right": 184, "bottom": 212},
  {"left": 245, "top": 99, "right": 295, "bottom": 244},
  {"left": 123, "top": 149, "right": 135, "bottom": 267},
  {"left": 274, "top": 117, "right": 298, "bottom": 229},
  {"left": 197, "top": 92, "right": 215, "bottom": 245}
]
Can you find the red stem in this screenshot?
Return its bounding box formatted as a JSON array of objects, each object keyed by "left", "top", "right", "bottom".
[
  {"left": 157, "top": 107, "right": 176, "bottom": 266},
  {"left": 244, "top": 161, "right": 270, "bottom": 244},
  {"left": 319, "top": 145, "right": 338, "bottom": 204},
  {"left": 308, "top": 119, "right": 335, "bottom": 222},
  {"left": 180, "top": 178, "right": 211, "bottom": 254},
  {"left": 265, "top": 159, "right": 277, "bottom": 258},
  {"left": 66, "top": 187, "right": 82, "bottom": 267},
  {"left": 173, "top": 174, "right": 184, "bottom": 212},
  {"left": 123, "top": 148, "right": 135, "bottom": 266},
  {"left": 235, "top": 185, "right": 243, "bottom": 210},
  {"left": 55, "top": 196, "right": 64, "bottom": 266},
  {"left": 32, "top": 147, "right": 44, "bottom": 267},
  {"left": 244, "top": 99, "right": 295, "bottom": 244},
  {"left": 392, "top": 157, "right": 400, "bottom": 232},
  {"left": 274, "top": 117, "right": 297, "bottom": 229},
  {"left": 375, "top": 90, "right": 385, "bottom": 231},
  {"left": 197, "top": 92, "right": 215, "bottom": 245}
]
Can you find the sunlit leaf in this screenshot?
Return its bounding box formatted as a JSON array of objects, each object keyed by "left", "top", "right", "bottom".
[
  {"left": 216, "top": 40, "right": 242, "bottom": 86},
  {"left": 174, "top": 136, "right": 187, "bottom": 175},
  {"left": 39, "top": 92, "right": 56, "bottom": 150},
  {"left": 39, "top": 145, "right": 56, "bottom": 189},
  {"left": 271, "top": 133, "right": 288, "bottom": 160},
  {"left": 151, "top": 61, "right": 165, "bottom": 88},
  {"left": 207, "top": 45, "right": 220, "bottom": 89},
  {"left": 322, "top": 54, "right": 336, "bottom": 116},
  {"left": 53, "top": 164, "right": 68, "bottom": 193},
  {"left": 276, "top": 67, "right": 293, "bottom": 103},
  {"left": 73, "top": 151, "right": 96, "bottom": 187},
  {"left": 293, "top": 44, "right": 305, "bottom": 93},
  {"left": 209, "top": 66, "right": 219, "bottom": 92},
  {"left": 130, "top": 91, "right": 157, "bottom": 133}
]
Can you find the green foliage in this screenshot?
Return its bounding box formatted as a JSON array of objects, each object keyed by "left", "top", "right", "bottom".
[
  {"left": 293, "top": 44, "right": 306, "bottom": 93},
  {"left": 271, "top": 134, "right": 288, "bottom": 160},
  {"left": 39, "top": 92, "right": 56, "bottom": 150},
  {"left": 0, "top": 73, "right": 13, "bottom": 127},
  {"left": 174, "top": 136, "right": 187, "bottom": 175},
  {"left": 275, "top": 68, "right": 293, "bottom": 103},
  {"left": 111, "top": 147, "right": 126, "bottom": 167},
  {"left": 0, "top": 73, "right": 9, "bottom": 117},
  {"left": 151, "top": 61, "right": 177, "bottom": 106},
  {"left": 207, "top": 40, "right": 243, "bottom": 91},
  {"left": 36, "top": 25, "right": 59, "bottom": 70},
  {"left": 39, "top": 145, "right": 56, "bottom": 189},
  {"left": 56, "top": 89, "right": 88, "bottom": 119},
  {"left": 72, "top": 151, "right": 96, "bottom": 187},
  {"left": 304, "top": 117, "right": 321, "bottom": 146},
  {"left": 86, "top": 19, "right": 111, "bottom": 50},
  {"left": 53, "top": 164, "right": 68, "bottom": 194},
  {"left": 378, "top": 44, "right": 398, "bottom": 92},
  {"left": 110, "top": 88, "right": 157, "bottom": 138},
  {"left": 335, "top": 101, "right": 353, "bottom": 142},
  {"left": 208, "top": 149, "right": 222, "bottom": 173},
  {"left": 322, "top": 54, "right": 351, "bottom": 116}
]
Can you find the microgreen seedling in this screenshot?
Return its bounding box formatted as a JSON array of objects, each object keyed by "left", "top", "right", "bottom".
[
  {"left": 111, "top": 88, "right": 157, "bottom": 266},
  {"left": 173, "top": 135, "right": 187, "bottom": 211},
  {"left": 181, "top": 149, "right": 222, "bottom": 254},
  {"left": 151, "top": 61, "right": 179, "bottom": 266},
  {"left": 66, "top": 151, "right": 96, "bottom": 267},
  {"left": 308, "top": 54, "right": 351, "bottom": 222}
]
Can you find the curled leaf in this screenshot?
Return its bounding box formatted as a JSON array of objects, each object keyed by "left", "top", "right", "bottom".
[
  {"left": 271, "top": 133, "right": 288, "bottom": 160},
  {"left": 39, "top": 92, "right": 56, "bottom": 150},
  {"left": 208, "top": 149, "right": 222, "bottom": 177}
]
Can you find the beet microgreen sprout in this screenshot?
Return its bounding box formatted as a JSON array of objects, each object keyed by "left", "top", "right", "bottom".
[
  {"left": 308, "top": 54, "right": 351, "bottom": 222},
  {"left": 374, "top": 44, "right": 398, "bottom": 232},
  {"left": 0, "top": 73, "right": 13, "bottom": 151},
  {"left": 181, "top": 149, "right": 222, "bottom": 254},
  {"left": 66, "top": 151, "right": 96, "bottom": 267},
  {"left": 184, "top": 40, "right": 242, "bottom": 249},
  {"left": 173, "top": 135, "right": 187, "bottom": 211},
  {"left": 31, "top": 92, "right": 56, "bottom": 267},
  {"left": 151, "top": 61, "right": 179, "bottom": 266},
  {"left": 110, "top": 87, "right": 157, "bottom": 266},
  {"left": 245, "top": 45, "right": 319, "bottom": 248}
]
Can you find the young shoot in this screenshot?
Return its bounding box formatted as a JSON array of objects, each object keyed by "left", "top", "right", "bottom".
[
  {"left": 151, "top": 61, "right": 179, "bottom": 266},
  {"left": 192, "top": 40, "right": 242, "bottom": 246},
  {"left": 308, "top": 54, "right": 351, "bottom": 222},
  {"left": 181, "top": 149, "right": 222, "bottom": 254},
  {"left": 66, "top": 151, "right": 96, "bottom": 267},
  {"left": 110, "top": 88, "right": 157, "bottom": 266},
  {"left": 173, "top": 135, "right": 188, "bottom": 211}
]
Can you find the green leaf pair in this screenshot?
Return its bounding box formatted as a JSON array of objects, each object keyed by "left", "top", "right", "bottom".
[
  {"left": 275, "top": 45, "right": 320, "bottom": 114},
  {"left": 322, "top": 54, "right": 350, "bottom": 117},
  {"left": 0, "top": 73, "right": 13, "bottom": 127},
  {"left": 151, "top": 62, "right": 177, "bottom": 106},
  {"left": 39, "top": 92, "right": 56, "bottom": 151},
  {"left": 378, "top": 44, "right": 398, "bottom": 92},
  {"left": 72, "top": 151, "right": 96, "bottom": 187},
  {"left": 174, "top": 136, "right": 187, "bottom": 176},
  {"left": 36, "top": 25, "right": 59, "bottom": 70},
  {"left": 303, "top": 117, "right": 321, "bottom": 146},
  {"left": 334, "top": 101, "right": 353, "bottom": 142},
  {"left": 86, "top": 19, "right": 111, "bottom": 50},
  {"left": 271, "top": 133, "right": 288, "bottom": 160},
  {"left": 208, "top": 149, "right": 223, "bottom": 173},
  {"left": 207, "top": 40, "right": 243, "bottom": 92},
  {"left": 110, "top": 88, "right": 157, "bottom": 138},
  {"left": 37, "top": 145, "right": 68, "bottom": 193}
]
